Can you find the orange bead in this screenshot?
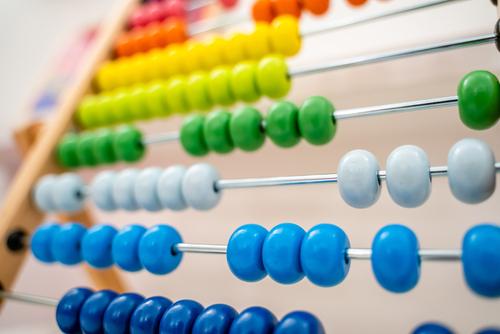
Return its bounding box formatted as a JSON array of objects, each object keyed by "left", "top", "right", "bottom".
[
  {"left": 346, "top": 0, "right": 368, "bottom": 6},
  {"left": 145, "top": 23, "right": 168, "bottom": 50},
  {"left": 129, "top": 29, "right": 149, "bottom": 54},
  {"left": 252, "top": 0, "right": 275, "bottom": 23},
  {"left": 115, "top": 35, "right": 135, "bottom": 58},
  {"left": 302, "top": 0, "right": 329, "bottom": 15},
  {"left": 163, "top": 18, "right": 188, "bottom": 45},
  {"left": 272, "top": 0, "right": 301, "bottom": 17}
]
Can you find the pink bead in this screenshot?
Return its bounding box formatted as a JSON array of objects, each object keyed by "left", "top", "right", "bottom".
[
  {"left": 163, "top": 0, "right": 186, "bottom": 19},
  {"left": 146, "top": 2, "right": 168, "bottom": 22},
  {"left": 219, "top": 0, "right": 238, "bottom": 9},
  {"left": 129, "top": 8, "right": 149, "bottom": 28}
]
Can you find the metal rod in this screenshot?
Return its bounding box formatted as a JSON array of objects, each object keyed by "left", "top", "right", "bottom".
[
  {"left": 0, "top": 290, "right": 58, "bottom": 307},
  {"left": 174, "top": 243, "right": 227, "bottom": 254},
  {"left": 142, "top": 132, "right": 180, "bottom": 146}
]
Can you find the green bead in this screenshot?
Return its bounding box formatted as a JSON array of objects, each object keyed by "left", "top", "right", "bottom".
[
  {"left": 230, "top": 62, "right": 260, "bottom": 103},
  {"left": 57, "top": 133, "right": 80, "bottom": 168},
  {"left": 146, "top": 82, "right": 169, "bottom": 118},
  {"left": 113, "top": 125, "right": 145, "bottom": 163},
  {"left": 93, "top": 129, "right": 117, "bottom": 164},
  {"left": 266, "top": 101, "right": 300, "bottom": 148},
  {"left": 128, "top": 86, "right": 151, "bottom": 121},
  {"left": 180, "top": 114, "right": 209, "bottom": 156},
  {"left": 208, "top": 67, "right": 235, "bottom": 106},
  {"left": 256, "top": 55, "right": 291, "bottom": 99},
  {"left": 111, "top": 91, "right": 134, "bottom": 123},
  {"left": 77, "top": 96, "right": 100, "bottom": 129},
  {"left": 76, "top": 132, "right": 99, "bottom": 166},
  {"left": 458, "top": 70, "right": 500, "bottom": 130},
  {"left": 96, "top": 95, "right": 116, "bottom": 126},
  {"left": 298, "top": 96, "right": 336, "bottom": 145},
  {"left": 204, "top": 110, "right": 234, "bottom": 154},
  {"left": 165, "top": 76, "right": 190, "bottom": 114},
  {"left": 229, "top": 107, "right": 265, "bottom": 152},
  {"left": 186, "top": 72, "right": 213, "bottom": 111}
]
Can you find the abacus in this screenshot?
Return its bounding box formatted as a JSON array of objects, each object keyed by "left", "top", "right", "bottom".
[{"left": 1, "top": 0, "right": 499, "bottom": 333}]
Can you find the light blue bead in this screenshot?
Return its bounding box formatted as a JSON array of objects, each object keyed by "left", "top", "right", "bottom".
[
  {"left": 192, "top": 304, "right": 238, "bottom": 334},
  {"left": 51, "top": 223, "right": 87, "bottom": 265},
  {"left": 371, "top": 224, "right": 420, "bottom": 293},
  {"left": 386, "top": 145, "right": 431, "bottom": 208},
  {"left": 51, "top": 173, "right": 85, "bottom": 212},
  {"left": 182, "top": 163, "right": 221, "bottom": 211},
  {"left": 462, "top": 224, "right": 500, "bottom": 297},
  {"left": 300, "top": 224, "right": 350, "bottom": 287},
  {"left": 274, "top": 311, "right": 325, "bottom": 334},
  {"left": 159, "top": 299, "right": 204, "bottom": 334},
  {"left": 447, "top": 138, "right": 496, "bottom": 204},
  {"left": 338, "top": 149, "right": 381, "bottom": 208},
  {"left": 130, "top": 296, "right": 172, "bottom": 334},
  {"left": 33, "top": 175, "right": 57, "bottom": 212},
  {"left": 81, "top": 224, "right": 118, "bottom": 268},
  {"left": 56, "top": 287, "right": 94, "bottom": 334},
  {"left": 112, "top": 224, "right": 147, "bottom": 272},
  {"left": 79, "top": 290, "right": 118, "bottom": 334},
  {"left": 229, "top": 306, "right": 277, "bottom": 334},
  {"left": 90, "top": 171, "right": 117, "bottom": 211},
  {"left": 157, "top": 165, "right": 188, "bottom": 211},
  {"left": 227, "top": 224, "right": 268, "bottom": 282},
  {"left": 112, "top": 169, "right": 140, "bottom": 211},
  {"left": 262, "top": 223, "right": 305, "bottom": 284},
  {"left": 103, "top": 293, "right": 145, "bottom": 334},
  {"left": 139, "top": 225, "right": 183, "bottom": 275},
  {"left": 31, "top": 222, "right": 60, "bottom": 263},
  {"left": 412, "top": 322, "right": 454, "bottom": 334},
  {"left": 134, "top": 167, "right": 163, "bottom": 212}
]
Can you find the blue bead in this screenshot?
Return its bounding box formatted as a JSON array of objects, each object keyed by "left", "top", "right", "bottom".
[
  {"left": 274, "top": 311, "right": 325, "bottom": 334},
  {"left": 81, "top": 224, "right": 118, "bottom": 269},
  {"left": 262, "top": 223, "right": 305, "bottom": 284},
  {"left": 462, "top": 224, "right": 500, "bottom": 297},
  {"left": 103, "top": 293, "right": 144, "bottom": 334},
  {"left": 138, "top": 225, "right": 183, "bottom": 275},
  {"left": 134, "top": 167, "right": 163, "bottom": 212},
  {"left": 229, "top": 306, "right": 276, "bottom": 334},
  {"left": 412, "top": 322, "right": 454, "bottom": 334},
  {"left": 300, "top": 224, "right": 350, "bottom": 287},
  {"left": 159, "top": 299, "right": 204, "bottom": 334},
  {"left": 31, "top": 222, "right": 60, "bottom": 263},
  {"left": 56, "top": 287, "right": 94, "bottom": 333},
  {"left": 79, "top": 290, "right": 118, "bottom": 334},
  {"left": 112, "top": 225, "right": 147, "bottom": 272},
  {"left": 476, "top": 328, "right": 500, "bottom": 334},
  {"left": 51, "top": 223, "right": 87, "bottom": 265},
  {"left": 130, "top": 296, "right": 172, "bottom": 334},
  {"left": 371, "top": 224, "right": 420, "bottom": 293},
  {"left": 192, "top": 304, "right": 238, "bottom": 334},
  {"left": 226, "top": 224, "right": 268, "bottom": 282}
]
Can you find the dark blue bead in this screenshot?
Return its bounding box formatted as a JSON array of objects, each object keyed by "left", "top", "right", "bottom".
[
  {"left": 138, "top": 225, "right": 183, "bottom": 275},
  {"left": 274, "top": 311, "right": 325, "bottom": 334},
  {"left": 262, "top": 223, "right": 305, "bottom": 284},
  {"left": 371, "top": 224, "right": 420, "bottom": 293},
  {"left": 79, "top": 290, "right": 118, "bottom": 334},
  {"left": 51, "top": 223, "right": 87, "bottom": 265},
  {"left": 103, "top": 293, "right": 144, "bottom": 334},
  {"left": 130, "top": 296, "right": 172, "bottom": 334},
  {"left": 462, "top": 224, "right": 500, "bottom": 297},
  {"left": 476, "top": 328, "right": 500, "bottom": 334},
  {"left": 159, "top": 299, "right": 204, "bottom": 334},
  {"left": 192, "top": 304, "right": 238, "bottom": 334},
  {"left": 300, "top": 224, "right": 350, "bottom": 287},
  {"left": 56, "top": 287, "right": 94, "bottom": 333},
  {"left": 112, "top": 225, "right": 146, "bottom": 272},
  {"left": 81, "top": 225, "right": 118, "bottom": 269},
  {"left": 229, "top": 306, "right": 276, "bottom": 334},
  {"left": 226, "top": 224, "right": 268, "bottom": 282},
  {"left": 412, "top": 322, "right": 454, "bottom": 334},
  {"left": 31, "top": 222, "right": 60, "bottom": 263}
]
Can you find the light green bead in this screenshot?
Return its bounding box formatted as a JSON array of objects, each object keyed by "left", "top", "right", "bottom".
[
  {"left": 229, "top": 106, "right": 265, "bottom": 152},
  {"left": 146, "top": 82, "right": 170, "bottom": 118},
  {"left": 77, "top": 96, "right": 100, "bottom": 129},
  {"left": 266, "top": 101, "right": 300, "bottom": 148},
  {"left": 111, "top": 91, "right": 134, "bottom": 123},
  {"left": 165, "top": 76, "right": 190, "bottom": 114},
  {"left": 230, "top": 62, "right": 261, "bottom": 103},
  {"left": 128, "top": 86, "right": 151, "bottom": 121},
  {"left": 96, "top": 95, "right": 116, "bottom": 126},
  {"left": 186, "top": 72, "right": 213, "bottom": 111},
  {"left": 298, "top": 96, "right": 336, "bottom": 145},
  {"left": 180, "top": 114, "right": 209, "bottom": 156},
  {"left": 256, "top": 55, "right": 291, "bottom": 99},
  {"left": 208, "top": 67, "right": 235, "bottom": 106},
  {"left": 204, "top": 110, "right": 234, "bottom": 154}
]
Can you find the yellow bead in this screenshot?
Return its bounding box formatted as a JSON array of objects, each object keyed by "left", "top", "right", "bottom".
[
  {"left": 201, "top": 36, "right": 225, "bottom": 70},
  {"left": 163, "top": 44, "right": 184, "bottom": 77},
  {"left": 256, "top": 55, "right": 291, "bottom": 99},
  {"left": 231, "top": 62, "right": 261, "bottom": 103},
  {"left": 129, "top": 55, "right": 151, "bottom": 84},
  {"left": 113, "top": 59, "right": 134, "bottom": 87},
  {"left": 145, "top": 50, "right": 166, "bottom": 80},
  {"left": 186, "top": 72, "right": 213, "bottom": 111},
  {"left": 246, "top": 23, "right": 272, "bottom": 59},
  {"left": 222, "top": 32, "right": 248, "bottom": 64},
  {"left": 95, "top": 62, "right": 118, "bottom": 91},
  {"left": 165, "top": 76, "right": 190, "bottom": 113},
  {"left": 208, "top": 67, "right": 236, "bottom": 106},
  {"left": 270, "top": 15, "right": 301, "bottom": 57},
  {"left": 182, "top": 41, "right": 204, "bottom": 73}
]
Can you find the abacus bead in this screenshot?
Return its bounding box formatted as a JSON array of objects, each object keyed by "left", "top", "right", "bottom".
[
  {"left": 112, "top": 169, "right": 141, "bottom": 211},
  {"left": 192, "top": 304, "right": 238, "bottom": 334},
  {"left": 113, "top": 125, "right": 145, "bottom": 163},
  {"left": 76, "top": 132, "right": 98, "bottom": 166},
  {"left": 146, "top": 82, "right": 169, "bottom": 118},
  {"left": 165, "top": 76, "right": 190, "bottom": 113},
  {"left": 298, "top": 96, "right": 336, "bottom": 145},
  {"left": 273, "top": 0, "right": 301, "bottom": 18},
  {"left": 31, "top": 223, "right": 60, "bottom": 263},
  {"left": 204, "top": 110, "right": 234, "bottom": 154},
  {"left": 57, "top": 134, "right": 80, "bottom": 168},
  {"left": 229, "top": 107, "right": 265, "bottom": 151},
  {"left": 139, "top": 225, "right": 183, "bottom": 274},
  {"left": 103, "top": 293, "right": 145, "bottom": 334},
  {"left": 81, "top": 224, "right": 118, "bottom": 268},
  {"left": 270, "top": 15, "right": 301, "bottom": 56},
  {"left": 111, "top": 90, "right": 134, "bottom": 123},
  {"left": 183, "top": 42, "right": 204, "bottom": 73},
  {"left": 227, "top": 224, "right": 268, "bottom": 282},
  {"left": 56, "top": 287, "right": 94, "bottom": 334},
  {"left": 33, "top": 175, "right": 57, "bottom": 212},
  {"left": 180, "top": 114, "right": 209, "bottom": 156},
  {"left": 93, "top": 129, "right": 117, "bottom": 164},
  {"left": 157, "top": 165, "right": 188, "bottom": 211},
  {"left": 386, "top": 145, "right": 431, "bottom": 208},
  {"left": 412, "top": 323, "right": 454, "bottom": 334},
  {"left": 164, "top": 18, "right": 188, "bottom": 45},
  {"left": 274, "top": 311, "right": 325, "bottom": 334},
  {"left": 208, "top": 67, "right": 236, "bottom": 106},
  {"left": 256, "top": 56, "right": 291, "bottom": 99},
  {"left": 231, "top": 62, "right": 261, "bottom": 103},
  {"left": 90, "top": 171, "right": 117, "bottom": 211},
  {"left": 477, "top": 329, "right": 500, "bottom": 334},
  {"left": 303, "top": 0, "right": 329, "bottom": 15},
  {"left": 201, "top": 37, "right": 225, "bottom": 69},
  {"left": 186, "top": 72, "right": 213, "bottom": 111},
  {"left": 77, "top": 96, "right": 100, "bottom": 128},
  {"left": 134, "top": 167, "right": 163, "bottom": 211},
  {"left": 371, "top": 224, "right": 420, "bottom": 293},
  {"left": 246, "top": 23, "right": 272, "bottom": 59},
  {"left": 300, "top": 224, "right": 350, "bottom": 287},
  {"left": 262, "top": 223, "right": 305, "bottom": 284},
  {"left": 130, "top": 297, "right": 173, "bottom": 334},
  {"left": 462, "top": 224, "right": 500, "bottom": 297},
  {"left": 112, "top": 224, "right": 146, "bottom": 272},
  {"left": 95, "top": 94, "right": 117, "bottom": 126},
  {"left": 337, "top": 149, "right": 381, "bottom": 208},
  {"left": 51, "top": 173, "right": 85, "bottom": 212},
  {"left": 458, "top": 70, "right": 500, "bottom": 130},
  {"left": 229, "top": 306, "right": 276, "bottom": 334},
  {"left": 346, "top": 0, "right": 368, "bottom": 6},
  {"left": 80, "top": 290, "right": 118, "bottom": 334},
  {"left": 447, "top": 138, "right": 496, "bottom": 204},
  {"left": 182, "top": 163, "right": 222, "bottom": 210},
  {"left": 51, "top": 223, "right": 87, "bottom": 265},
  {"left": 159, "top": 299, "right": 204, "bottom": 334},
  {"left": 129, "top": 86, "right": 151, "bottom": 120},
  {"left": 252, "top": 0, "right": 274, "bottom": 23},
  {"left": 223, "top": 33, "right": 247, "bottom": 64},
  {"left": 266, "top": 101, "right": 300, "bottom": 148}
]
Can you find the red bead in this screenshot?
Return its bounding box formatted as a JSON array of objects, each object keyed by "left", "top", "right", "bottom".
[
  {"left": 164, "top": 0, "right": 187, "bottom": 19},
  {"left": 219, "top": 0, "right": 238, "bottom": 8}
]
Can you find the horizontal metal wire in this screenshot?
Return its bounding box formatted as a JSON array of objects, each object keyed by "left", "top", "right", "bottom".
[{"left": 0, "top": 290, "right": 58, "bottom": 307}]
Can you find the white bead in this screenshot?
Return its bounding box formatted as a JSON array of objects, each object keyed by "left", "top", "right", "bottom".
[
  {"left": 33, "top": 174, "right": 57, "bottom": 212},
  {"left": 51, "top": 173, "right": 85, "bottom": 212},
  {"left": 337, "top": 150, "right": 381, "bottom": 208},
  {"left": 90, "top": 171, "right": 117, "bottom": 211},
  {"left": 182, "top": 163, "right": 221, "bottom": 211},
  {"left": 134, "top": 167, "right": 163, "bottom": 212},
  {"left": 157, "top": 165, "right": 188, "bottom": 211},
  {"left": 112, "top": 169, "right": 140, "bottom": 211}
]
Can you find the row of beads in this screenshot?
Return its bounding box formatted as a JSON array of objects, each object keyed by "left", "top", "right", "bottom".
[
  {"left": 57, "top": 287, "right": 322, "bottom": 334},
  {"left": 252, "top": 0, "right": 329, "bottom": 23},
  {"left": 413, "top": 322, "right": 499, "bottom": 334}
]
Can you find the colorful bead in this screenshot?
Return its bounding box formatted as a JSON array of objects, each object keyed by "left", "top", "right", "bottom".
[
  {"left": 113, "top": 125, "right": 145, "bottom": 163},
  {"left": 164, "top": 46, "right": 185, "bottom": 78},
  {"left": 164, "top": 18, "right": 188, "bottom": 45},
  {"left": 80, "top": 290, "right": 118, "bottom": 334},
  {"left": 412, "top": 323, "right": 454, "bottom": 334},
  {"left": 81, "top": 224, "right": 117, "bottom": 268},
  {"left": 229, "top": 307, "right": 277, "bottom": 334},
  {"left": 33, "top": 175, "right": 57, "bottom": 212},
  {"left": 180, "top": 114, "right": 209, "bottom": 156},
  {"left": 159, "top": 299, "right": 204, "bottom": 334},
  {"left": 31, "top": 223, "right": 60, "bottom": 263},
  {"left": 256, "top": 56, "right": 291, "bottom": 99},
  {"left": 302, "top": 0, "right": 329, "bottom": 15},
  {"left": 76, "top": 132, "right": 98, "bottom": 166},
  {"left": 57, "top": 133, "right": 80, "bottom": 168},
  {"left": 51, "top": 223, "right": 86, "bottom": 265},
  {"left": 138, "top": 225, "right": 183, "bottom": 275},
  {"left": 223, "top": 33, "right": 248, "bottom": 64},
  {"left": 274, "top": 311, "right": 325, "bottom": 334},
  {"left": 204, "top": 110, "right": 234, "bottom": 154},
  {"left": 346, "top": 0, "right": 368, "bottom": 6},
  {"left": 165, "top": 76, "right": 190, "bottom": 113},
  {"left": 201, "top": 37, "right": 225, "bottom": 70},
  {"left": 130, "top": 297, "right": 173, "bottom": 334},
  {"left": 265, "top": 101, "right": 300, "bottom": 148},
  {"left": 208, "top": 67, "right": 236, "bottom": 106},
  {"left": 298, "top": 96, "right": 336, "bottom": 145},
  {"left": 182, "top": 163, "right": 222, "bottom": 210},
  {"left": 134, "top": 167, "right": 163, "bottom": 211},
  {"left": 157, "top": 165, "right": 188, "bottom": 211},
  {"left": 112, "top": 224, "right": 147, "bottom": 272},
  {"left": 96, "top": 95, "right": 117, "bottom": 125},
  {"left": 112, "top": 169, "right": 141, "bottom": 211},
  {"left": 245, "top": 23, "right": 272, "bottom": 59},
  {"left": 51, "top": 173, "right": 85, "bottom": 212},
  {"left": 231, "top": 62, "right": 261, "bottom": 103},
  {"left": 95, "top": 63, "right": 117, "bottom": 91},
  {"left": 186, "top": 72, "right": 213, "bottom": 111},
  {"left": 146, "top": 82, "right": 170, "bottom": 118},
  {"left": 77, "top": 96, "right": 100, "bottom": 128},
  {"left": 192, "top": 304, "right": 238, "bottom": 334},
  {"left": 128, "top": 86, "right": 151, "bottom": 120},
  {"left": 273, "top": 0, "right": 301, "bottom": 18},
  {"left": 111, "top": 90, "right": 134, "bottom": 123},
  {"left": 56, "top": 287, "right": 93, "bottom": 333},
  {"left": 270, "top": 15, "right": 301, "bottom": 56},
  {"left": 103, "top": 293, "right": 145, "bottom": 334},
  {"left": 229, "top": 107, "right": 266, "bottom": 151},
  {"left": 252, "top": 0, "right": 274, "bottom": 23},
  {"left": 182, "top": 42, "right": 204, "bottom": 73},
  {"left": 93, "top": 129, "right": 117, "bottom": 164}
]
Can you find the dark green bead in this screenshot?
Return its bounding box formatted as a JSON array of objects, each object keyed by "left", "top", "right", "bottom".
[
  {"left": 266, "top": 101, "right": 300, "bottom": 148},
  {"left": 93, "top": 129, "right": 117, "bottom": 164},
  {"left": 57, "top": 133, "right": 80, "bottom": 168},
  {"left": 113, "top": 125, "right": 145, "bottom": 162},
  {"left": 204, "top": 110, "right": 234, "bottom": 154},
  {"left": 458, "top": 70, "right": 500, "bottom": 130},
  {"left": 76, "top": 132, "right": 99, "bottom": 166},
  {"left": 298, "top": 96, "right": 336, "bottom": 145},
  {"left": 180, "top": 114, "right": 209, "bottom": 156},
  {"left": 229, "top": 106, "right": 265, "bottom": 152}
]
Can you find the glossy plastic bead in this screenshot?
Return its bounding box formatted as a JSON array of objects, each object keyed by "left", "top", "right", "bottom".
[
  {"left": 230, "top": 107, "right": 265, "bottom": 151},
  {"left": 51, "top": 223, "right": 86, "bottom": 265},
  {"left": 134, "top": 167, "right": 163, "bottom": 211},
  {"left": 386, "top": 145, "right": 431, "bottom": 208},
  {"left": 274, "top": 311, "right": 325, "bottom": 334},
  {"left": 256, "top": 56, "right": 291, "bottom": 99},
  {"left": 76, "top": 132, "right": 98, "bottom": 166},
  {"left": 157, "top": 165, "right": 188, "bottom": 211},
  {"left": 82, "top": 224, "right": 118, "bottom": 268},
  {"left": 183, "top": 42, "right": 204, "bottom": 73},
  {"left": 346, "top": 0, "right": 368, "bottom": 6},
  {"left": 113, "top": 125, "right": 145, "bottom": 163},
  {"left": 139, "top": 225, "right": 183, "bottom": 275},
  {"left": 93, "top": 129, "right": 117, "bottom": 164},
  {"left": 165, "top": 76, "right": 190, "bottom": 113},
  {"left": 223, "top": 33, "right": 247, "bottom": 64},
  {"left": 165, "top": 19, "right": 188, "bottom": 44},
  {"left": 95, "top": 63, "right": 117, "bottom": 92},
  {"left": 186, "top": 73, "right": 213, "bottom": 111},
  {"left": 245, "top": 23, "right": 272, "bottom": 59},
  {"left": 146, "top": 82, "right": 170, "bottom": 118},
  {"left": 412, "top": 323, "right": 454, "bottom": 334},
  {"left": 229, "top": 306, "right": 276, "bottom": 334},
  {"left": 57, "top": 133, "right": 80, "bottom": 168},
  {"left": 227, "top": 224, "right": 268, "bottom": 282},
  {"left": 112, "top": 169, "right": 141, "bottom": 211},
  {"left": 204, "top": 110, "right": 234, "bottom": 154},
  {"left": 337, "top": 149, "right": 381, "bottom": 208},
  {"left": 462, "top": 224, "right": 500, "bottom": 297},
  {"left": 182, "top": 163, "right": 222, "bottom": 210},
  {"left": 192, "top": 304, "right": 238, "bottom": 334},
  {"left": 458, "top": 70, "right": 500, "bottom": 130},
  {"left": 270, "top": 15, "right": 301, "bottom": 56},
  {"left": 266, "top": 101, "right": 300, "bottom": 148},
  {"left": 51, "top": 173, "right": 85, "bottom": 212},
  {"left": 201, "top": 37, "right": 225, "bottom": 70},
  {"left": 298, "top": 96, "right": 336, "bottom": 145},
  {"left": 371, "top": 224, "right": 420, "bottom": 293},
  {"left": 300, "top": 224, "right": 350, "bottom": 287},
  {"left": 128, "top": 86, "right": 151, "bottom": 120},
  {"left": 90, "top": 171, "right": 117, "bottom": 211},
  {"left": 33, "top": 175, "right": 57, "bottom": 212},
  {"left": 95, "top": 95, "right": 117, "bottom": 125},
  {"left": 303, "top": 0, "right": 329, "bottom": 15},
  {"left": 56, "top": 287, "right": 94, "bottom": 333},
  {"left": 112, "top": 224, "right": 146, "bottom": 272},
  {"left": 180, "top": 114, "right": 209, "bottom": 156},
  {"left": 103, "top": 293, "right": 145, "bottom": 334},
  {"left": 159, "top": 299, "right": 204, "bottom": 334},
  {"left": 208, "top": 67, "right": 236, "bottom": 106},
  {"left": 273, "top": 0, "right": 301, "bottom": 18},
  {"left": 31, "top": 223, "right": 60, "bottom": 263},
  {"left": 130, "top": 296, "right": 173, "bottom": 334},
  {"left": 447, "top": 138, "right": 496, "bottom": 204},
  {"left": 77, "top": 96, "right": 100, "bottom": 129},
  {"left": 263, "top": 223, "right": 305, "bottom": 284},
  {"left": 80, "top": 290, "right": 118, "bottom": 334},
  {"left": 111, "top": 90, "right": 134, "bottom": 123},
  {"left": 231, "top": 62, "right": 261, "bottom": 103},
  {"left": 476, "top": 328, "right": 500, "bottom": 334},
  {"left": 252, "top": 0, "right": 274, "bottom": 23}
]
